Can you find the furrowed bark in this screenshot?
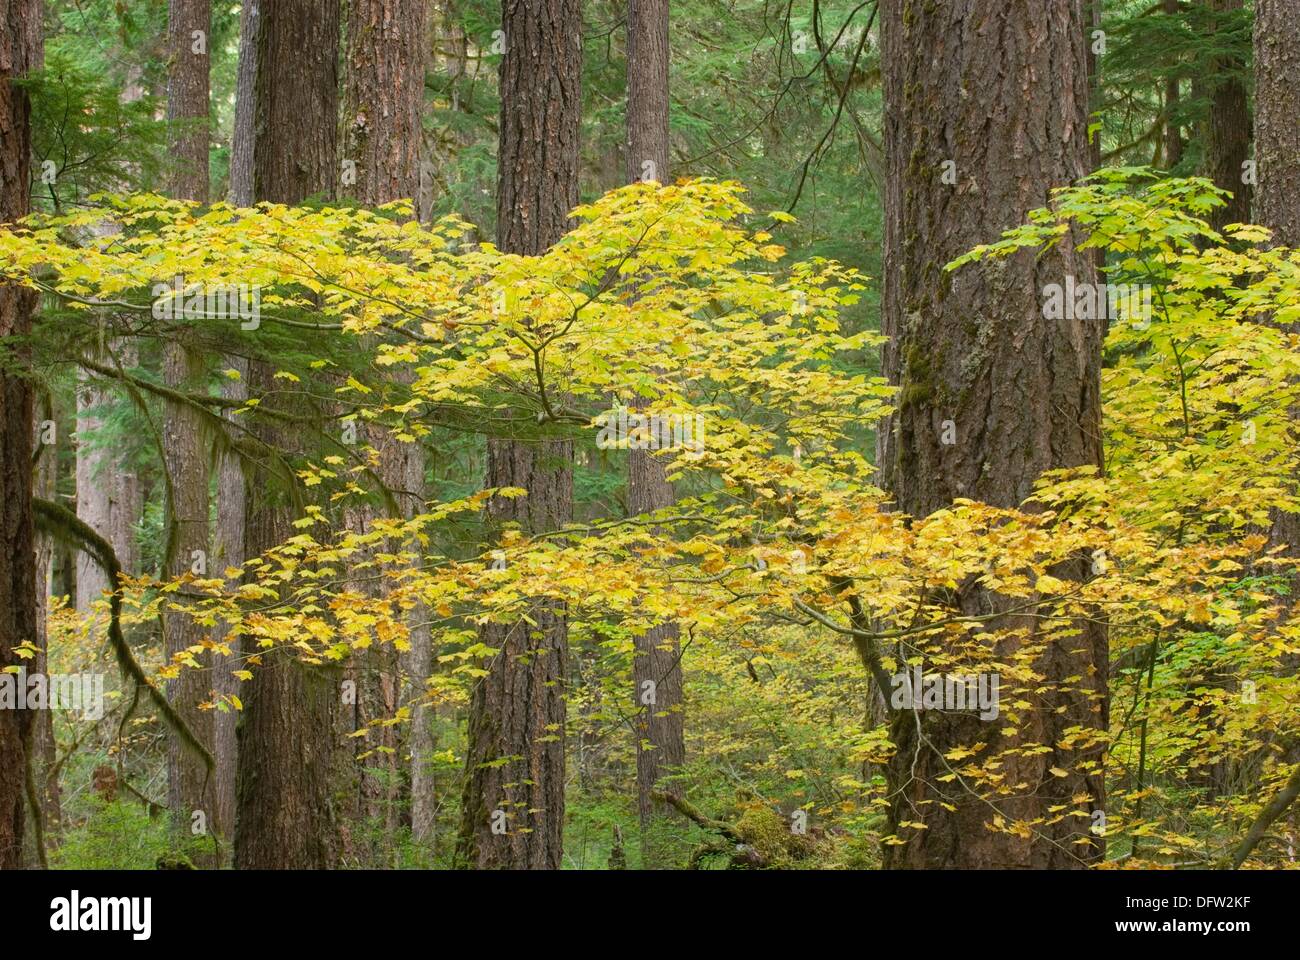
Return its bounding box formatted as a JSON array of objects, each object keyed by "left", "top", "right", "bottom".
[
  {"left": 456, "top": 0, "right": 582, "bottom": 869},
  {"left": 233, "top": 0, "right": 342, "bottom": 871},
  {"left": 163, "top": 0, "right": 218, "bottom": 861},
  {"left": 625, "top": 0, "right": 685, "bottom": 864},
  {"left": 0, "top": 0, "right": 41, "bottom": 870},
  {"left": 878, "top": 0, "right": 1106, "bottom": 869},
  {"left": 341, "top": 0, "right": 434, "bottom": 860}
]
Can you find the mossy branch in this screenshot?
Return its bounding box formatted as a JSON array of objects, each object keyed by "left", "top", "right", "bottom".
[
  {"left": 651, "top": 789, "right": 745, "bottom": 844},
  {"left": 32, "top": 497, "right": 215, "bottom": 778},
  {"left": 1228, "top": 763, "right": 1300, "bottom": 869}
]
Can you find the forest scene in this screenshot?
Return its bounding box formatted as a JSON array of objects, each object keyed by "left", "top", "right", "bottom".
[{"left": 1, "top": 0, "right": 1299, "bottom": 882}]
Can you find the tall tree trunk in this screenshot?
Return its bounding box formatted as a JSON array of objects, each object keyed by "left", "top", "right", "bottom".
[
  {"left": 625, "top": 0, "right": 685, "bottom": 860},
  {"left": 162, "top": 0, "right": 217, "bottom": 861},
  {"left": 28, "top": 397, "right": 61, "bottom": 858},
  {"left": 1084, "top": 0, "right": 1106, "bottom": 328},
  {"left": 233, "top": 0, "right": 342, "bottom": 871},
  {"left": 341, "top": 0, "right": 431, "bottom": 858},
  {"left": 76, "top": 63, "right": 144, "bottom": 614},
  {"left": 166, "top": 0, "right": 210, "bottom": 204},
  {"left": 440, "top": 0, "right": 469, "bottom": 116},
  {"left": 228, "top": 0, "right": 258, "bottom": 209},
  {"left": 878, "top": 0, "right": 1105, "bottom": 869},
  {"left": 1255, "top": 0, "right": 1300, "bottom": 246},
  {"left": 210, "top": 363, "right": 242, "bottom": 855},
  {"left": 74, "top": 356, "right": 140, "bottom": 612},
  {"left": 343, "top": 0, "right": 426, "bottom": 204},
  {"left": 0, "top": 0, "right": 40, "bottom": 871},
  {"left": 457, "top": 0, "right": 582, "bottom": 870},
  {"left": 210, "top": 0, "right": 259, "bottom": 852},
  {"left": 72, "top": 375, "right": 110, "bottom": 612},
  {"left": 1256, "top": 1, "right": 1300, "bottom": 604},
  {"left": 1204, "top": 0, "right": 1251, "bottom": 230},
  {"left": 107, "top": 340, "right": 142, "bottom": 575},
  {"left": 1164, "top": 0, "right": 1185, "bottom": 168}
]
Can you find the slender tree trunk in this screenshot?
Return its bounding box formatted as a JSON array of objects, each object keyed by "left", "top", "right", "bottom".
[
  {"left": 233, "top": 0, "right": 342, "bottom": 870},
  {"left": 108, "top": 342, "right": 141, "bottom": 574},
  {"left": 1084, "top": 0, "right": 1106, "bottom": 331},
  {"left": 210, "top": 355, "right": 243, "bottom": 854},
  {"left": 76, "top": 64, "right": 144, "bottom": 613},
  {"left": 1164, "top": 0, "right": 1185, "bottom": 168},
  {"left": 878, "top": 0, "right": 1106, "bottom": 869},
  {"left": 229, "top": 0, "right": 258, "bottom": 209},
  {"left": 625, "top": 0, "right": 685, "bottom": 860},
  {"left": 1085, "top": 0, "right": 1103, "bottom": 172},
  {"left": 73, "top": 375, "right": 110, "bottom": 612},
  {"left": 0, "top": 0, "right": 40, "bottom": 871},
  {"left": 210, "top": 0, "right": 259, "bottom": 853},
  {"left": 626, "top": 0, "right": 669, "bottom": 189},
  {"left": 1204, "top": 0, "right": 1251, "bottom": 230},
  {"left": 28, "top": 397, "right": 61, "bottom": 856},
  {"left": 162, "top": 0, "right": 217, "bottom": 861},
  {"left": 75, "top": 353, "right": 142, "bottom": 613},
  {"left": 457, "top": 0, "right": 582, "bottom": 869}
]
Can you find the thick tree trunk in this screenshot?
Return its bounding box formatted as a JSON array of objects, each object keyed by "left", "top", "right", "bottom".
[
  {"left": 162, "top": 341, "right": 216, "bottom": 853},
  {"left": 1204, "top": 0, "right": 1251, "bottom": 230},
  {"left": 343, "top": 0, "right": 426, "bottom": 205},
  {"left": 1255, "top": 1, "right": 1300, "bottom": 246},
  {"left": 878, "top": 0, "right": 1105, "bottom": 869},
  {"left": 162, "top": 0, "right": 217, "bottom": 859},
  {"left": 0, "top": 0, "right": 40, "bottom": 871},
  {"left": 457, "top": 3, "right": 580, "bottom": 870},
  {"left": 625, "top": 0, "right": 685, "bottom": 858},
  {"left": 249, "top": 1, "right": 339, "bottom": 206},
  {"left": 491, "top": 0, "right": 581, "bottom": 258},
  {"left": 340, "top": 0, "right": 434, "bottom": 858},
  {"left": 167, "top": 0, "right": 210, "bottom": 204},
  {"left": 1255, "top": 1, "right": 1300, "bottom": 616},
  {"left": 460, "top": 445, "right": 574, "bottom": 869},
  {"left": 233, "top": 0, "right": 342, "bottom": 870}
]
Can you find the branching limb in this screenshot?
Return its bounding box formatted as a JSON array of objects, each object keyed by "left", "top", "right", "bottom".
[
  {"left": 1229, "top": 764, "right": 1300, "bottom": 869},
  {"left": 651, "top": 789, "right": 744, "bottom": 844},
  {"left": 31, "top": 497, "right": 215, "bottom": 779}
]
